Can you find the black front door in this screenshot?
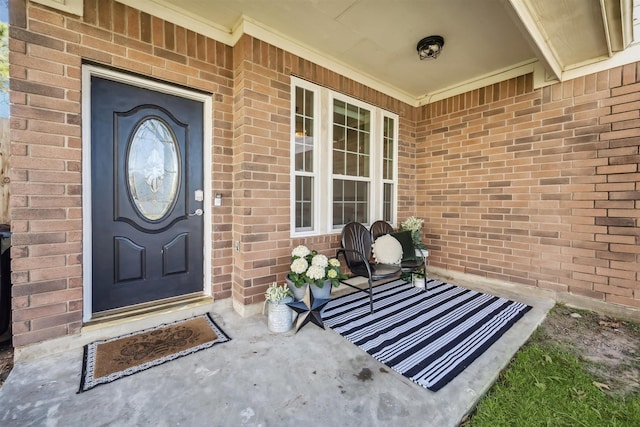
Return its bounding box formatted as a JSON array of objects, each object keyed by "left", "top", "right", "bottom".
[{"left": 91, "top": 77, "right": 205, "bottom": 313}]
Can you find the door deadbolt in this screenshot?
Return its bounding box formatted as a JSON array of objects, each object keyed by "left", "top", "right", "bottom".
[{"left": 189, "top": 208, "right": 204, "bottom": 216}]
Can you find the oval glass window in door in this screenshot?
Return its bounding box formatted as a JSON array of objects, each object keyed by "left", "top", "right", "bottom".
[{"left": 127, "top": 118, "right": 180, "bottom": 221}]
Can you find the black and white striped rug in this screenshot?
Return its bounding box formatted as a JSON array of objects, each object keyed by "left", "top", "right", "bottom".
[{"left": 322, "top": 279, "right": 532, "bottom": 391}]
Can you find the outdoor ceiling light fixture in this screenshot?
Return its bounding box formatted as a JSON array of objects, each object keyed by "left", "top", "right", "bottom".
[{"left": 417, "top": 35, "right": 445, "bottom": 60}]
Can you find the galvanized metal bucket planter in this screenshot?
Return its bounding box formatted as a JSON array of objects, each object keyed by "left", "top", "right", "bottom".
[{"left": 267, "top": 297, "right": 293, "bottom": 333}]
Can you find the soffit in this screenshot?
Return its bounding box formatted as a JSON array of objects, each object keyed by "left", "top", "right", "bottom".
[{"left": 123, "top": 0, "right": 634, "bottom": 104}]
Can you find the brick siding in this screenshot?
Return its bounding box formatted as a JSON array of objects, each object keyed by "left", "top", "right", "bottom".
[
  {"left": 8, "top": 0, "right": 417, "bottom": 347},
  {"left": 418, "top": 67, "right": 640, "bottom": 308},
  {"left": 9, "top": 0, "right": 639, "bottom": 349},
  {"left": 8, "top": 0, "right": 235, "bottom": 347},
  {"left": 231, "top": 35, "right": 417, "bottom": 306}
]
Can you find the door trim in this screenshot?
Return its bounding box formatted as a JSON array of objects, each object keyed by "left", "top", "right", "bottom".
[{"left": 81, "top": 65, "right": 213, "bottom": 322}]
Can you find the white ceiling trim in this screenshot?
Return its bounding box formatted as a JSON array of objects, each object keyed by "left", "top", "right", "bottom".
[
  {"left": 31, "top": 0, "right": 83, "bottom": 16},
  {"left": 238, "top": 17, "right": 547, "bottom": 107},
  {"left": 620, "top": 0, "right": 635, "bottom": 47},
  {"left": 507, "top": 0, "right": 563, "bottom": 80},
  {"left": 561, "top": 42, "right": 640, "bottom": 81},
  {"left": 601, "top": 0, "right": 615, "bottom": 56},
  {"left": 601, "top": 0, "right": 633, "bottom": 54},
  {"left": 237, "top": 17, "right": 417, "bottom": 105},
  {"left": 117, "top": 0, "right": 634, "bottom": 108},
  {"left": 116, "top": 0, "right": 416, "bottom": 105}
]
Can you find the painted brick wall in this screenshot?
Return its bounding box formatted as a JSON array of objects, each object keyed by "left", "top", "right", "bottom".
[
  {"left": 417, "top": 65, "right": 640, "bottom": 309},
  {"left": 9, "top": 0, "right": 234, "bottom": 347}
]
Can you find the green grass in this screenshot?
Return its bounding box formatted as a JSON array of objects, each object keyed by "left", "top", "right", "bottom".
[{"left": 468, "top": 335, "right": 640, "bottom": 427}]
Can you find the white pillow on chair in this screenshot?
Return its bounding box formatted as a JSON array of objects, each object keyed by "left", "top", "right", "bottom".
[{"left": 372, "top": 234, "right": 403, "bottom": 265}]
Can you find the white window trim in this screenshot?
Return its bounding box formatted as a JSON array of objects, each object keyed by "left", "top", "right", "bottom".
[
  {"left": 290, "top": 77, "right": 398, "bottom": 237},
  {"left": 380, "top": 112, "right": 400, "bottom": 227},
  {"left": 290, "top": 78, "right": 322, "bottom": 238},
  {"left": 31, "top": 0, "right": 83, "bottom": 16}
]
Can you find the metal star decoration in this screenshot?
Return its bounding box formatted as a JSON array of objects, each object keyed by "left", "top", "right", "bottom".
[{"left": 287, "top": 285, "right": 330, "bottom": 333}]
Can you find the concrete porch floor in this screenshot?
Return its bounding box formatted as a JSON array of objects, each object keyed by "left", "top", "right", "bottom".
[{"left": 0, "top": 276, "right": 554, "bottom": 427}]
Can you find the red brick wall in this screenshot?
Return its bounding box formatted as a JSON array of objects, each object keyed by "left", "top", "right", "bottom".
[
  {"left": 9, "top": 0, "right": 234, "bottom": 347},
  {"left": 11, "top": 0, "right": 637, "bottom": 349},
  {"left": 231, "top": 35, "right": 417, "bottom": 306},
  {"left": 417, "top": 66, "right": 640, "bottom": 309},
  {"left": 8, "top": 1, "right": 417, "bottom": 347}
]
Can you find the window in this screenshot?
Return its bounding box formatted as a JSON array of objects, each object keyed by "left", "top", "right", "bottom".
[
  {"left": 293, "top": 86, "right": 315, "bottom": 231},
  {"left": 382, "top": 116, "right": 395, "bottom": 223},
  {"left": 291, "top": 77, "right": 398, "bottom": 236}
]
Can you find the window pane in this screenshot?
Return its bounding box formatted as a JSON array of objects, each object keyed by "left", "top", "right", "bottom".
[
  {"left": 333, "top": 99, "right": 345, "bottom": 124},
  {"left": 383, "top": 139, "right": 392, "bottom": 180},
  {"left": 383, "top": 183, "right": 393, "bottom": 222},
  {"left": 346, "top": 152, "right": 357, "bottom": 174},
  {"left": 361, "top": 109, "right": 370, "bottom": 132},
  {"left": 295, "top": 87, "right": 304, "bottom": 114},
  {"left": 355, "top": 181, "right": 369, "bottom": 224},
  {"left": 347, "top": 103, "right": 358, "bottom": 127},
  {"left": 295, "top": 88, "right": 314, "bottom": 173},
  {"left": 304, "top": 91, "right": 314, "bottom": 116},
  {"left": 358, "top": 153, "right": 369, "bottom": 177},
  {"left": 293, "top": 85, "right": 315, "bottom": 232},
  {"left": 295, "top": 176, "right": 313, "bottom": 230},
  {"left": 333, "top": 100, "right": 371, "bottom": 178},
  {"left": 361, "top": 132, "right": 370, "bottom": 155},
  {"left": 295, "top": 133, "right": 313, "bottom": 172},
  {"left": 383, "top": 115, "right": 392, "bottom": 137},
  {"left": 333, "top": 149, "right": 346, "bottom": 175},
  {"left": 294, "top": 116, "right": 305, "bottom": 171},
  {"left": 360, "top": 133, "right": 370, "bottom": 177},
  {"left": 295, "top": 115, "right": 304, "bottom": 135},
  {"left": 346, "top": 128, "right": 357, "bottom": 152},
  {"left": 333, "top": 180, "right": 345, "bottom": 226},
  {"left": 332, "top": 179, "right": 369, "bottom": 227},
  {"left": 333, "top": 125, "right": 345, "bottom": 151},
  {"left": 383, "top": 116, "right": 394, "bottom": 180},
  {"left": 305, "top": 118, "right": 314, "bottom": 138}
]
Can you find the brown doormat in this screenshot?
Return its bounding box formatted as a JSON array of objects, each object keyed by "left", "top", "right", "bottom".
[{"left": 78, "top": 313, "right": 230, "bottom": 393}]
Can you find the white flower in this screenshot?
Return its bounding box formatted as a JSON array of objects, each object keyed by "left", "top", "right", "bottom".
[
  {"left": 401, "top": 216, "right": 424, "bottom": 232},
  {"left": 328, "top": 258, "right": 341, "bottom": 268},
  {"left": 292, "top": 245, "right": 311, "bottom": 258},
  {"left": 311, "top": 254, "right": 328, "bottom": 268},
  {"left": 306, "top": 265, "right": 325, "bottom": 281},
  {"left": 265, "top": 282, "right": 292, "bottom": 303},
  {"left": 290, "top": 258, "right": 308, "bottom": 274}
]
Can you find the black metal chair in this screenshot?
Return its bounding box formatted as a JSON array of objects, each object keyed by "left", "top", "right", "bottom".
[
  {"left": 336, "top": 222, "right": 401, "bottom": 314},
  {"left": 370, "top": 220, "right": 394, "bottom": 240}
]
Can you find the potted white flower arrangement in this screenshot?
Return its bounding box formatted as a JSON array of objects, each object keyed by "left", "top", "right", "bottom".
[
  {"left": 265, "top": 282, "right": 293, "bottom": 304},
  {"left": 401, "top": 216, "right": 429, "bottom": 280},
  {"left": 286, "top": 245, "right": 347, "bottom": 300},
  {"left": 400, "top": 216, "right": 427, "bottom": 250},
  {"left": 264, "top": 282, "right": 294, "bottom": 333}
]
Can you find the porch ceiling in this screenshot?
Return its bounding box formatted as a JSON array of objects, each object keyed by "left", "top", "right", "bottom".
[{"left": 132, "top": 0, "right": 636, "bottom": 104}]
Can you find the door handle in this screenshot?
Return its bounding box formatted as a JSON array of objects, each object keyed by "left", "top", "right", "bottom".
[{"left": 189, "top": 208, "right": 204, "bottom": 216}]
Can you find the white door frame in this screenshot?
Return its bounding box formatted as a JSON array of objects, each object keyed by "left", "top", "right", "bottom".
[{"left": 81, "top": 65, "right": 213, "bottom": 322}]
